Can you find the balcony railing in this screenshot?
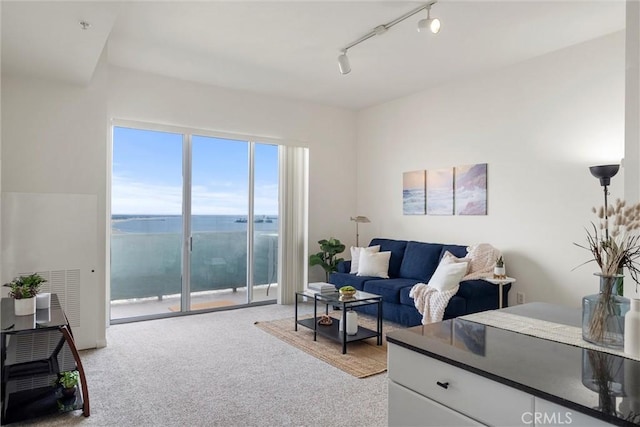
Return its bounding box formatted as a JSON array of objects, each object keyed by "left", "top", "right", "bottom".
[{"left": 110, "top": 231, "right": 278, "bottom": 301}]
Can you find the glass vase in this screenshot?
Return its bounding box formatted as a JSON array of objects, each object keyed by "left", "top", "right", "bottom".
[{"left": 582, "top": 273, "right": 630, "bottom": 348}]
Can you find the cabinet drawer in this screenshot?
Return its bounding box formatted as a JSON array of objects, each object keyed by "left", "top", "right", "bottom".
[
  {"left": 389, "top": 343, "right": 534, "bottom": 426},
  {"left": 389, "top": 380, "right": 485, "bottom": 427},
  {"left": 534, "top": 398, "right": 613, "bottom": 426}
]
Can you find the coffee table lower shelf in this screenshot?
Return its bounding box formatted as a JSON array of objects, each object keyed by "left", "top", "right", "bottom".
[{"left": 297, "top": 317, "right": 380, "bottom": 343}]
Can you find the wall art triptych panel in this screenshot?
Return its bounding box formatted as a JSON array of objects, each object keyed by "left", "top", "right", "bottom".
[
  {"left": 402, "top": 163, "right": 487, "bottom": 216},
  {"left": 454, "top": 163, "right": 488, "bottom": 215},
  {"left": 402, "top": 170, "right": 426, "bottom": 215}
]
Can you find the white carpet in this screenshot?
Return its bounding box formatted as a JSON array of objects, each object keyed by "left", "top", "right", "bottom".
[{"left": 23, "top": 303, "right": 387, "bottom": 426}]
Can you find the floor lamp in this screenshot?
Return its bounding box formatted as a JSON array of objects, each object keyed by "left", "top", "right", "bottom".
[
  {"left": 350, "top": 216, "right": 370, "bottom": 247},
  {"left": 589, "top": 164, "right": 619, "bottom": 240}
]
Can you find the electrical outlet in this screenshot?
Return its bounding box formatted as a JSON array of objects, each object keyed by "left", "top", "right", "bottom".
[{"left": 516, "top": 292, "right": 525, "bottom": 305}]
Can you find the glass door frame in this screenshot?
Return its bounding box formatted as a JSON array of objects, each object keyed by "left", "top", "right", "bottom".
[{"left": 109, "top": 119, "right": 279, "bottom": 322}]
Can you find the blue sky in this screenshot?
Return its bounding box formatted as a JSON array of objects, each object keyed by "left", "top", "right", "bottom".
[{"left": 112, "top": 127, "right": 278, "bottom": 215}]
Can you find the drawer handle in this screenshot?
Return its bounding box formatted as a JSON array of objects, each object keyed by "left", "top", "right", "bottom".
[{"left": 436, "top": 381, "right": 449, "bottom": 389}]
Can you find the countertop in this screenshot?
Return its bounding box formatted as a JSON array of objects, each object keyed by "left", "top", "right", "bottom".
[{"left": 386, "top": 302, "right": 640, "bottom": 426}]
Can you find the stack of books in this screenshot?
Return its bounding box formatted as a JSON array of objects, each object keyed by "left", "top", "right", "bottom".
[{"left": 308, "top": 282, "right": 336, "bottom": 293}]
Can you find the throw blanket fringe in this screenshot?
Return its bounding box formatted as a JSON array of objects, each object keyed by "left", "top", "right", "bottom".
[{"left": 409, "top": 283, "right": 459, "bottom": 325}]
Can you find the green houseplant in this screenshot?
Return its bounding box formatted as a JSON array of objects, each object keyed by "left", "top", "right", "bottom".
[
  {"left": 309, "top": 238, "right": 346, "bottom": 282},
  {"left": 57, "top": 370, "right": 79, "bottom": 397},
  {"left": 3, "top": 273, "right": 47, "bottom": 316}
]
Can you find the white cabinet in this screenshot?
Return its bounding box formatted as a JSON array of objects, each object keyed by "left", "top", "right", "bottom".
[
  {"left": 533, "top": 398, "right": 612, "bottom": 426},
  {"left": 389, "top": 381, "right": 483, "bottom": 427},
  {"left": 388, "top": 343, "right": 616, "bottom": 427},
  {"left": 388, "top": 342, "right": 533, "bottom": 426}
]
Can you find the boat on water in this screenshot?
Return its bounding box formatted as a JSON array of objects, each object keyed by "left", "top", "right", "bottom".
[{"left": 235, "top": 216, "right": 274, "bottom": 223}]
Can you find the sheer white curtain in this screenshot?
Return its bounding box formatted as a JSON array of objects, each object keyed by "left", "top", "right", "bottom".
[{"left": 277, "top": 145, "right": 309, "bottom": 304}]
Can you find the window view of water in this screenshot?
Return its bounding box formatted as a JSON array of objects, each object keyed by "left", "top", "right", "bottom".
[
  {"left": 111, "top": 126, "right": 279, "bottom": 319},
  {"left": 110, "top": 215, "right": 278, "bottom": 301}
]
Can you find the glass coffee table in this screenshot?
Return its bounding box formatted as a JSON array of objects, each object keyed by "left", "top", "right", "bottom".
[{"left": 295, "top": 289, "right": 383, "bottom": 354}]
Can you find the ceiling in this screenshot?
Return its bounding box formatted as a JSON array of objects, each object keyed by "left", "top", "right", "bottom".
[{"left": 1, "top": 0, "right": 627, "bottom": 110}]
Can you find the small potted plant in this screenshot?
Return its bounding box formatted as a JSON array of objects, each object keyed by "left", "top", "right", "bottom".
[
  {"left": 493, "top": 256, "right": 506, "bottom": 279},
  {"left": 57, "top": 370, "right": 79, "bottom": 397},
  {"left": 3, "top": 273, "right": 47, "bottom": 316}
]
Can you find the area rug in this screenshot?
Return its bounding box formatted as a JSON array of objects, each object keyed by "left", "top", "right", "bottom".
[
  {"left": 168, "top": 300, "right": 236, "bottom": 312},
  {"left": 255, "top": 314, "right": 398, "bottom": 378}
]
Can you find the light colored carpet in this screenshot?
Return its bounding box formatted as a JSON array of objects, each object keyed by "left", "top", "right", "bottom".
[
  {"left": 20, "top": 303, "right": 388, "bottom": 426},
  {"left": 167, "top": 299, "right": 236, "bottom": 312},
  {"left": 255, "top": 314, "right": 396, "bottom": 378}
]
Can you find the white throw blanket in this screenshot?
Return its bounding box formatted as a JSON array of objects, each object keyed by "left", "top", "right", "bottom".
[
  {"left": 463, "top": 243, "right": 502, "bottom": 280},
  {"left": 409, "top": 283, "right": 459, "bottom": 324}
]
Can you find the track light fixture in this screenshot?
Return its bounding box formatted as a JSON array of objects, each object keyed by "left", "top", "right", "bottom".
[
  {"left": 338, "top": 50, "right": 351, "bottom": 75},
  {"left": 417, "top": 5, "right": 441, "bottom": 34},
  {"left": 337, "top": 1, "right": 439, "bottom": 75}
]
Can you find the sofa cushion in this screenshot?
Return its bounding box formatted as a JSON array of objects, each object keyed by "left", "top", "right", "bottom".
[
  {"left": 441, "top": 251, "right": 472, "bottom": 274},
  {"left": 363, "top": 278, "right": 419, "bottom": 304},
  {"left": 369, "top": 238, "right": 408, "bottom": 278},
  {"left": 350, "top": 245, "right": 380, "bottom": 274},
  {"left": 336, "top": 260, "right": 351, "bottom": 274},
  {"left": 399, "top": 241, "right": 443, "bottom": 281},
  {"left": 428, "top": 262, "right": 468, "bottom": 292},
  {"left": 328, "top": 272, "right": 374, "bottom": 291},
  {"left": 443, "top": 295, "right": 467, "bottom": 319},
  {"left": 440, "top": 244, "right": 468, "bottom": 260},
  {"left": 357, "top": 250, "right": 391, "bottom": 278}
]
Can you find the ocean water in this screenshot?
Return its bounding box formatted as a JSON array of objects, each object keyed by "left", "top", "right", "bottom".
[
  {"left": 110, "top": 215, "right": 279, "bottom": 301},
  {"left": 112, "top": 214, "right": 278, "bottom": 234}
]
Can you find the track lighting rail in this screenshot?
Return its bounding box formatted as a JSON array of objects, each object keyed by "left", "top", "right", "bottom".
[{"left": 338, "top": 1, "right": 439, "bottom": 75}]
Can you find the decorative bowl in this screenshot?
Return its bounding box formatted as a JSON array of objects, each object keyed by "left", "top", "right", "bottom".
[{"left": 339, "top": 288, "right": 356, "bottom": 298}]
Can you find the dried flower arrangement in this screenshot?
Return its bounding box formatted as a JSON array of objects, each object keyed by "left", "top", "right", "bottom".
[
  {"left": 576, "top": 199, "right": 640, "bottom": 286},
  {"left": 575, "top": 199, "right": 640, "bottom": 344}
]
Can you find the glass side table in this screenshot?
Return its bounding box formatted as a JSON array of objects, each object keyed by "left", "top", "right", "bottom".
[
  {"left": 295, "top": 289, "right": 382, "bottom": 354},
  {"left": 1, "top": 294, "right": 90, "bottom": 424}
]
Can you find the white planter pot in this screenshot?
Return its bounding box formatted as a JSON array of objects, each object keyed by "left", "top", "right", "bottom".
[
  {"left": 14, "top": 297, "right": 36, "bottom": 316},
  {"left": 494, "top": 267, "right": 506, "bottom": 278}
]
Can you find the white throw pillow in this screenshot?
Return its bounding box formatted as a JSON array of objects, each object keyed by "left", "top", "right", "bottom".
[
  {"left": 350, "top": 245, "right": 381, "bottom": 274},
  {"left": 441, "top": 251, "right": 472, "bottom": 274},
  {"left": 357, "top": 251, "right": 391, "bottom": 278},
  {"left": 428, "top": 262, "right": 469, "bottom": 292}
]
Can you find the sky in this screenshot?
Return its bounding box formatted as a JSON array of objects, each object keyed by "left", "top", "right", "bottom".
[{"left": 112, "top": 127, "right": 279, "bottom": 215}]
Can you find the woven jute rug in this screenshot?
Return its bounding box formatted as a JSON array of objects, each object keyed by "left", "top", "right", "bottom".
[{"left": 255, "top": 313, "right": 399, "bottom": 378}]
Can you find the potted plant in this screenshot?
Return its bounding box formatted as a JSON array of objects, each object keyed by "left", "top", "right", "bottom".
[
  {"left": 309, "top": 237, "right": 346, "bottom": 282},
  {"left": 493, "top": 256, "right": 505, "bottom": 279},
  {"left": 3, "top": 273, "right": 47, "bottom": 316},
  {"left": 57, "top": 370, "right": 79, "bottom": 397}
]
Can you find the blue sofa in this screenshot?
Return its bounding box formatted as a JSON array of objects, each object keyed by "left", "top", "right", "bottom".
[{"left": 329, "top": 238, "right": 511, "bottom": 326}]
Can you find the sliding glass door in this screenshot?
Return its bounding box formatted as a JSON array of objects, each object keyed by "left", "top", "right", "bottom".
[
  {"left": 110, "top": 125, "right": 279, "bottom": 321},
  {"left": 111, "top": 127, "right": 184, "bottom": 319},
  {"left": 189, "top": 135, "right": 249, "bottom": 311}
]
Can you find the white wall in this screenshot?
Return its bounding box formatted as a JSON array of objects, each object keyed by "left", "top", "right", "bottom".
[
  {"left": 108, "top": 66, "right": 357, "bottom": 284},
  {"left": 0, "top": 63, "right": 356, "bottom": 347},
  {"left": 356, "top": 32, "right": 626, "bottom": 308},
  {"left": 1, "top": 52, "right": 109, "bottom": 349}
]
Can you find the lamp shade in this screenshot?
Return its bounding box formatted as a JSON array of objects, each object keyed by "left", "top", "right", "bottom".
[
  {"left": 351, "top": 216, "right": 370, "bottom": 223},
  {"left": 589, "top": 164, "right": 619, "bottom": 187}
]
